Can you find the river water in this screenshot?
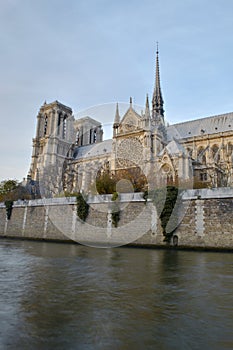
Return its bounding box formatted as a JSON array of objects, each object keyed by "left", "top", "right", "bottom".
[{"left": 0, "top": 239, "right": 232, "bottom": 350}]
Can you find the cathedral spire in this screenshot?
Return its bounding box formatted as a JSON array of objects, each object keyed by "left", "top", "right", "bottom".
[
  {"left": 144, "top": 94, "right": 151, "bottom": 129},
  {"left": 114, "top": 103, "right": 120, "bottom": 124},
  {"left": 145, "top": 94, "right": 150, "bottom": 118},
  {"left": 113, "top": 103, "right": 120, "bottom": 137},
  {"left": 152, "top": 43, "right": 164, "bottom": 120}
]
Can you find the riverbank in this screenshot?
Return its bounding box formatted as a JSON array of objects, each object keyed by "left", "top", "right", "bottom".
[
  {"left": 0, "top": 235, "right": 232, "bottom": 252},
  {"left": 0, "top": 188, "right": 233, "bottom": 250}
]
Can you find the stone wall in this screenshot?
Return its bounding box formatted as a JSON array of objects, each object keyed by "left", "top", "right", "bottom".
[
  {"left": 173, "top": 188, "right": 233, "bottom": 249},
  {"left": 0, "top": 196, "right": 164, "bottom": 247},
  {"left": 0, "top": 189, "right": 232, "bottom": 250}
]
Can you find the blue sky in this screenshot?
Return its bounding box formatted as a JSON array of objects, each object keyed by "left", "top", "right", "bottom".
[{"left": 1, "top": 0, "right": 233, "bottom": 181}]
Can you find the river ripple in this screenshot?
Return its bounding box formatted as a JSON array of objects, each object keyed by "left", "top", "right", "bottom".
[{"left": 0, "top": 239, "right": 232, "bottom": 350}]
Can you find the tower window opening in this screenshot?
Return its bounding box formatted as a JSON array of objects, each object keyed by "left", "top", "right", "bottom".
[
  {"left": 63, "top": 116, "right": 67, "bottom": 139},
  {"left": 75, "top": 130, "right": 79, "bottom": 145},
  {"left": 93, "top": 129, "right": 97, "bottom": 143},
  {"left": 44, "top": 116, "right": 48, "bottom": 136},
  {"left": 58, "top": 113, "right": 62, "bottom": 136},
  {"left": 89, "top": 129, "right": 92, "bottom": 144}
]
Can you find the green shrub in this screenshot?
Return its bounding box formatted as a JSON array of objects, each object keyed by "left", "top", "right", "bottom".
[
  {"left": 111, "top": 192, "right": 120, "bottom": 227},
  {"left": 111, "top": 192, "right": 119, "bottom": 201},
  {"left": 76, "top": 193, "right": 89, "bottom": 222},
  {"left": 5, "top": 200, "right": 13, "bottom": 220},
  {"left": 112, "top": 208, "right": 120, "bottom": 228},
  {"left": 143, "top": 190, "right": 148, "bottom": 203},
  {"left": 96, "top": 173, "right": 116, "bottom": 194},
  {"left": 149, "top": 186, "right": 179, "bottom": 243}
]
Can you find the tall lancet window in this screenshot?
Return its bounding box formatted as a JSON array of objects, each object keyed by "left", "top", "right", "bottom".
[
  {"left": 89, "top": 129, "right": 92, "bottom": 144},
  {"left": 75, "top": 129, "right": 80, "bottom": 145},
  {"left": 44, "top": 115, "right": 48, "bottom": 136},
  {"left": 227, "top": 142, "right": 233, "bottom": 157},
  {"left": 58, "top": 113, "right": 62, "bottom": 136},
  {"left": 63, "top": 116, "right": 67, "bottom": 139},
  {"left": 212, "top": 145, "right": 220, "bottom": 163},
  {"left": 93, "top": 128, "right": 97, "bottom": 143}
]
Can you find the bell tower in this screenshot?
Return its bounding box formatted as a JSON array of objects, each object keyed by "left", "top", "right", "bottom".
[{"left": 29, "top": 101, "right": 74, "bottom": 190}]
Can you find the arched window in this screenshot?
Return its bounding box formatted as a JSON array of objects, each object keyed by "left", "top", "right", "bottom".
[
  {"left": 202, "top": 154, "right": 207, "bottom": 165},
  {"left": 187, "top": 147, "right": 193, "bottom": 158},
  {"left": 197, "top": 147, "right": 206, "bottom": 164},
  {"left": 227, "top": 142, "right": 233, "bottom": 157},
  {"left": 197, "top": 146, "right": 204, "bottom": 157},
  {"left": 161, "top": 164, "right": 174, "bottom": 184},
  {"left": 212, "top": 144, "right": 220, "bottom": 163}
]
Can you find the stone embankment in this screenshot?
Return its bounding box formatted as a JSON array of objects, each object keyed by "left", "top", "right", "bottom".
[{"left": 0, "top": 189, "right": 232, "bottom": 250}]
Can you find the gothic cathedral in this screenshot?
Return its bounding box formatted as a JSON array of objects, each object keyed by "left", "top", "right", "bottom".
[{"left": 28, "top": 50, "right": 233, "bottom": 196}]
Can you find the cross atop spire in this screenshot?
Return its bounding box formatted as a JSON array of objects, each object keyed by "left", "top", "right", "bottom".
[
  {"left": 129, "top": 96, "right": 133, "bottom": 108},
  {"left": 152, "top": 43, "right": 164, "bottom": 121}
]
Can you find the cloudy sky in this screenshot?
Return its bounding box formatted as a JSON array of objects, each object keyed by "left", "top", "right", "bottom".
[{"left": 1, "top": 0, "right": 233, "bottom": 181}]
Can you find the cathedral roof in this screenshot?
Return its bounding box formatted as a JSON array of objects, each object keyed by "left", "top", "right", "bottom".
[
  {"left": 167, "top": 112, "right": 233, "bottom": 140},
  {"left": 73, "top": 139, "right": 112, "bottom": 160},
  {"left": 74, "top": 116, "right": 102, "bottom": 129}
]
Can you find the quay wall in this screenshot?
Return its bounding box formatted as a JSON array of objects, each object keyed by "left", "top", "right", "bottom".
[{"left": 0, "top": 189, "right": 232, "bottom": 250}]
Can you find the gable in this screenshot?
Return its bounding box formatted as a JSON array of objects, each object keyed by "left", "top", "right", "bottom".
[{"left": 118, "top": 107, "right": 142, "bottom": 133}]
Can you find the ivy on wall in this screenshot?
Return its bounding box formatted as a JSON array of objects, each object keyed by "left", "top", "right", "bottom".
[
  {"left": 5, "top": 200, "right": 13, "bottom": 220},
  {"left": 144, "top": 186, "right": 179, "bottom": 243},
  {"left": 111, "top": 192, "right": 120, "bottom": 227},
  {"left": 76, "top": 193, "right": 89, "bottom": 222}
]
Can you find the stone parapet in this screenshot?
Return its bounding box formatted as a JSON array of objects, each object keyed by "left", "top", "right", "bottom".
[{"left": 182, "top": 187, "right": 233, "bottom": 200}]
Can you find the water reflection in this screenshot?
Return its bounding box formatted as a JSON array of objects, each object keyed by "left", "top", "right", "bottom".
[{"left": 0, "top": 239, "right": 232, "bottom": 349}]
